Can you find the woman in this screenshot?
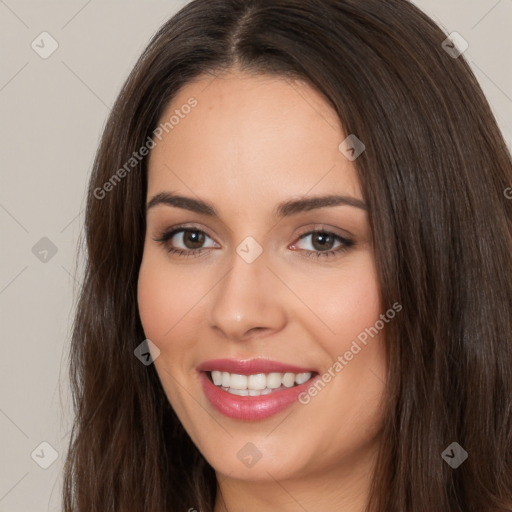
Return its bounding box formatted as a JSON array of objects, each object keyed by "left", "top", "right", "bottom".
[{"left": 63, "top": 0, "right": 512, "bottom": 511}]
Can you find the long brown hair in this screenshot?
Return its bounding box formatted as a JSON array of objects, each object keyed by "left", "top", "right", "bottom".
[{"left": 63, "top": 1, "right": 512, "bottom": 510}]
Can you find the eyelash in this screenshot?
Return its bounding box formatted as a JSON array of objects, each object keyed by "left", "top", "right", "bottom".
[{"left": 152, "top": 225, "right": 355, "bottom": 260}]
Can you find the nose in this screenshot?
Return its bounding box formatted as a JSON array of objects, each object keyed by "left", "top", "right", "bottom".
[{"left": 208, "top": 250, "right": 287, "bottom": 342}]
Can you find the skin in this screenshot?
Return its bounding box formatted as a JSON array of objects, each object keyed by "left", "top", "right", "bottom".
[{"left": 137, "top": 68, "right": 388, "bottom": 512}]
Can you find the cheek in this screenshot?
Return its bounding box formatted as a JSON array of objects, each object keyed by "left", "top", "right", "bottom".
[
  {"left": 137, "top": 250, "right": 199, "bottom": 345},
  {"left": 298, "top": 252, "right": 381, "bottom": 345},
  {"left": 137, "top": 250, "right": 216, "bottom": 443},
  {"left": 137, "top": 257, "right": 171, "bottom": 341},
  {"left": 137, "top": 252, "right": 200, "bottom": 405}
]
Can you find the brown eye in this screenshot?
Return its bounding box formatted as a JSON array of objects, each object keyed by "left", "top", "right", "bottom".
[
  {"left": 181, "top": 230, "right": 206, "bottom": 249},
  {"left": 153, "top": 227, "right": 218, "bottom": 257},
  {"left": 290, "top": 230, "right": 355, "bottom": 260},
  {"left": 310, "top": 232, "right": 336, "bottom": 251}
]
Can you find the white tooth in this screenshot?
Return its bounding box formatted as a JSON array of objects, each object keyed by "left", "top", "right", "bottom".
[
  {"left": 230, "top": 373, "right": 248, "bottom": 390},
  {"left": 282, "top": 372, "right": 295, "bottom": 388},
  {"left": 295, "top": 372, "right": 312, "bottom": 385},
  {"left": 267, "top": 372, "right": 282, "bottom": 389},
  {"left": 248, "top": 373, "right": 267, "bottom": 390},
  {"left": 248, "top": 389, "right": 262, "bottom": 396},
  {"left": 228, "top": 388, "right": 249, "bottom": 396},
  {"left": 213, "top": 371, "right": 310, "bottom": 391}
]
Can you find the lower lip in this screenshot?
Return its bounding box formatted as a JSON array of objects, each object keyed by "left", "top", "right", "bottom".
[{"left": 199, "top": 372, "right": 318, "bottom": 421}]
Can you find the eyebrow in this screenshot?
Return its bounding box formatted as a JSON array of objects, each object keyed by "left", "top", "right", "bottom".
[{"left": 146, "top": 191, "right": 368, "bottom": 217}]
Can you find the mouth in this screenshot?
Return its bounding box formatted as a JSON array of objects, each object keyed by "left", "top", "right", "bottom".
[
  {"left": 205, "top": 370, "right": 316, "bottom": 396},
  {"left": 197, "top": 358, "right": 319, "bottom": 421}
]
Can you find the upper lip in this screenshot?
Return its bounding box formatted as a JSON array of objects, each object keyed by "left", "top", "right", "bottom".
[{"left": 197, "top": 358, "right": 317, "bottom": 375}]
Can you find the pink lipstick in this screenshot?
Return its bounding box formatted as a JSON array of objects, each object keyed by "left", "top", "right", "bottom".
[{"left": 197, "top": 358, "right": 318, "bottom": 421}]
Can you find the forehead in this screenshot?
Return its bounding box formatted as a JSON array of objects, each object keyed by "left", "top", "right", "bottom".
[{"left": 147, "top": 71, "right": 362, "bottom": 207}]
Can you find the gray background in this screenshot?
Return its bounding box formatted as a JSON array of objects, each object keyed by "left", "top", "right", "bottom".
[{"left": 1, "top": 1, "right": 511, "bottom": 510}]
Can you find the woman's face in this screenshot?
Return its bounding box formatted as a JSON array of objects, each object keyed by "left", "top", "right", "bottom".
[{"left": 138, "top": 70, "right": 387, "bottom": 485}]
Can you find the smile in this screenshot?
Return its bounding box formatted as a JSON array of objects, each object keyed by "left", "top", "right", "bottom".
[
  {"left": 208, "top": 370, "right": 313, "bottom": 396},
  {"left": 197, "top": 359, "right": 319, "bottom": 420}
]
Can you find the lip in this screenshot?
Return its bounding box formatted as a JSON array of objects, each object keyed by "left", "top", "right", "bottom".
[
  {"left": 197, "top": 358, "right": 319, "bottom": 421},
  {"left": 197, "top": 358, "right": 316, "bottom": 375}
]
